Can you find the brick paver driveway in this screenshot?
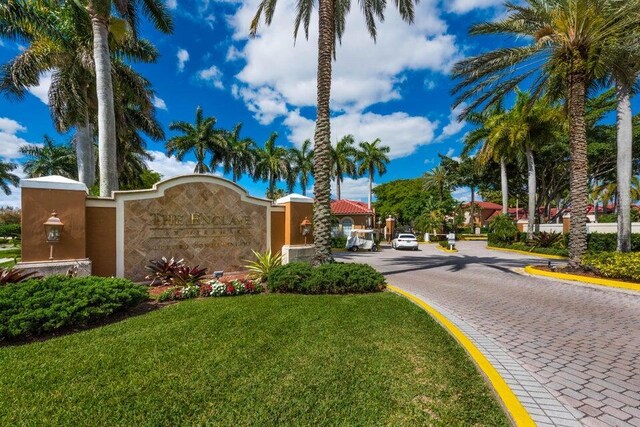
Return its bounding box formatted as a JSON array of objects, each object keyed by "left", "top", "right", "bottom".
[{"left": 336, "top": 241, "right": 640, "bottom": 427}]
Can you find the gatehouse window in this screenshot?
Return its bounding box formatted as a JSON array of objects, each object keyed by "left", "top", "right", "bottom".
[{"left": 342, "top": 218, "right": 353, "bottom": 236}]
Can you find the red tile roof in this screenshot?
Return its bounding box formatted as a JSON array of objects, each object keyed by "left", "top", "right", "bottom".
[
  {"left": 463, "top": 201, "right": 503, "bottom": 210},
  {"left": 331, "top": 199, "right": 373, "bottom": 215}
]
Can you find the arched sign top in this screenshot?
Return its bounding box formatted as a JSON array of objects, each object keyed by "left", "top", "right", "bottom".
[{"left": 111, "top": 174, "right": 274, "bottom": 206}]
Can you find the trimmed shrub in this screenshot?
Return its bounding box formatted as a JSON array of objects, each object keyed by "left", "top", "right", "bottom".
[
  {"left": 587, "top": 233, "right": 640, "bottom": 252},
  {"left": 267, "top": 262, "right": 313, "bottom": 293},
  {"left": 0, "top": 276, "right": 148, "bottom": 340},
  {"left": 487, "top": 241, "right": 568, "bottom": 257},
  {"left": 582, "top": 252, "right": 640, "bottom": 282},
  {"left": 439, "top": 240, "right": 455, "bottom": 250},
  {"left": 331, "top": 236, "right": 347, "bottom": 248},
  {"left": 487, "top": 215, "right": 518, "bottom": 243},
  {"left": 0, "top": 224, "right": 20, "bottom": 238},
  {"left": 268, "top": 262, "right": 385, "bottom": 294}
]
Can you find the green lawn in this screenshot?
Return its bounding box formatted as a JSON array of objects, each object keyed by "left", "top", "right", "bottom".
[
  {"left": 0, "top": 247, "right": 20, "bottom": 268},
  {"left": 0, "top": 293, "right": 508, "bottom": 426}
]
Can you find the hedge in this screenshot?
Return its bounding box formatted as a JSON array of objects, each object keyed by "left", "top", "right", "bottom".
[
  {"left": 0, "top": 276, "right": 148, "bottom": 340},
  {"left": 0, "top": 224, "right": 20, "bottom": 238},
  {"left": 330, "top": 236, "right": 347, "bottom": 249},
  {"left": 488, "top": 231, "right": 640, "bottom": 253},
  {"left": 268, "top": 262, "right": 386, "bottom": 294},
  {"left": 582, "top": 252, "right": 640, "bottom": 282},
  {"left": 488, "top": 241, "right": 569, "bottom": 257}
]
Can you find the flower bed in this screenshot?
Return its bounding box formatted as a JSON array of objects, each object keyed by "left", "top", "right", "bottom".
[{"left": 157, "top": 277, "right": 263, "bottom": 302}]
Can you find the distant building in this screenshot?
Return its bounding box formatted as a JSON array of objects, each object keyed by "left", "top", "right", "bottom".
[
  {"left": 330, "top": 199, "right": 375, "bottom": 236},
  {"left": 462, "top": 201, "right": 503, "bottom": 227}
]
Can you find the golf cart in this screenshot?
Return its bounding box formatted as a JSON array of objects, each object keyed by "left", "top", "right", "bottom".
[{"left": 345, "top": 229, "right": 379, "bottom": 252}]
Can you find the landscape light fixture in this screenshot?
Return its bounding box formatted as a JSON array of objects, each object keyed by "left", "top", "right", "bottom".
[
  {"left": 300, "top": 217, "right": 312, "bottom": 244},
  {"left": 44, "top": 211, "right": 64, "bottom": 260},
  {"left": 214, "top": 271, "right": 224, "bottom": 279}
]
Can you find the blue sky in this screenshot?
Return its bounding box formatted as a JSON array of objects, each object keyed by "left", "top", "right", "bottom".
[{"left": 0, "top": 0, "right": 549, "bottom": 206}]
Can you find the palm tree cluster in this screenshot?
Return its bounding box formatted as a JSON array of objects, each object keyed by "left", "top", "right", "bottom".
[
  {"left": 0, "top": 0, "right": 172, "bottom": 195},
  {"left": 452, "top": 0, "right": 640, "bottom": 266},
  {"left": 166, "top": 107, "right": 390, "bottom": 204}
]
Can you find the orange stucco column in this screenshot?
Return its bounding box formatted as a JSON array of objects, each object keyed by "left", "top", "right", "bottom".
[
  {"left": 274, "top": 194, "right": 315, "bottom": 246},
  {"left": 20, "top": 176, "right": 88, "bottom": 262}
]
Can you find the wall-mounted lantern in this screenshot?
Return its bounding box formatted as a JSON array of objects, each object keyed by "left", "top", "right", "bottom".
[
  {"left": 300, "top": 217, "right": 312, "bottom": 244},
  {"left": 44, "top": 211, "right": 64, "bottom": 260}
]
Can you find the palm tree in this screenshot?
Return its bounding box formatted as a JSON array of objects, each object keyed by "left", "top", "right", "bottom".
[
  {"left": 0, "top": 161, "right": 20, "bottom": 195},
  {"left": 20, "top": 135, "right": 77, "bottom": 178},
  {"left": 220, "top": 123, "right": 256, "bottom": 183},
  {"left": 288, "top": 139, "right": 314, "bottom": 195},
  {"left": 609, "top": 31, "right": 640, "bottom": 251},
  {"left": 463, "top": 103, "right": 513, "bottom": 214},
  {"left": 0, "top": 0, "right": 160, "bottom": 189},
  {"left": 450, "top": 0, "right": 637, "bottom": 266},
  {"left": 491, "top": 91, "right": 563, "bottom": 239},
  {"left": 331, "top": 135, "right": 357, "bottom": 200},
  {"left": 83, "top": 0, "right": 172, "bottom": 196},
  {"left": 423, "top": 166, "right": 450, "bottom": 204},
  {"left": 255, "top": 132, "right": 289, "bottom": 199},
  {"left": 356, "top": 139, "right": 390, "bottom": 209},
  {"left": 250, "top": 0, "right": 418, "bottom": 263},
  {"left": 166, "top": 106, "right": 222, "bottom": 174}
]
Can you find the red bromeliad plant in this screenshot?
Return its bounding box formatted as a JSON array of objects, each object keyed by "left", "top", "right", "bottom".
[
  {"left": 0, "top": 267, "right": 41, "bottom": 286},
  {"left": 168, "top": 265, "right": 208, "bottom": 288},
  {"left": 145, "top": 257, "right": 185, "bottom": 286}
]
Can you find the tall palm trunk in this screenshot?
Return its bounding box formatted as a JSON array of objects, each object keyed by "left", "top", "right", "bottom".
[
  {"left": 91, "top": 13, "right": 118, "bottom": 197},
  {"left": 567, "top": 70, "right": 589, "bottom": 267},
  {"left": 336, "top": 176, "right": 341, "bottom": 200},
  {"left": 75, "top": 84, "right": 95, "bottom": 188},
  {"left": 500, "top": 157, "right": 508, "bottom": 215},
  {"left": 525, "top": 148, "right": 536, "bottom": 239},
  {"left": 616, "top": 81, "right": 632, "bottom": 252},
  {"left": 470, "top": 186, "right": 475, "bottom": 231},
  {"left": 311, "top": 0, "right": 334, "bottom": 264},
  {"left": 367, "top": 167, "right": 373, "bottom": 209}
]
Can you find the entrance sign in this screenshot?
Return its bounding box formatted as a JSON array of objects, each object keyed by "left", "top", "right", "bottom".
[{"left": 115, "top": 176, "right": 272, "bottom": 280}]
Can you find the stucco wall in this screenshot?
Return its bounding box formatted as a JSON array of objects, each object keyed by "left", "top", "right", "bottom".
[{"left": 86, "top": 204, "right": 116, "bottom": 277}]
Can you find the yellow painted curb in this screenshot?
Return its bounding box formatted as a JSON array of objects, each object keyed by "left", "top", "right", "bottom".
[
  {"left": 387, "top": 285, "right": 535, "bottom": 427},
  {"left": 524, "top": 265, "right": 640, "bottom": 292},
  {"left": 486, "top": 245, "right": 567, "bottom": 260},
  {"left": 435, "top": 245, "right": 459, "bottom": 253}
]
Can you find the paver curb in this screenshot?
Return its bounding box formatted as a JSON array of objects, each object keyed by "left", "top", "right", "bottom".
[
  {"left": 387, "top": 285, "right": 536, "bottom": 427},
  {"left": 486, "top": 246, "right": 568, "bottom": 259},
  {"left": 524, "top": 265, "right": 640, "bottom": 292},
  {"left": 435, "top": 245, "right": 459, "bottom": 253}
]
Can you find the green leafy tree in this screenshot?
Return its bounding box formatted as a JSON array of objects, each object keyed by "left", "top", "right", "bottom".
[
  {"left": 166, "top": 106, "right": 222, "bottom": 174},
  {"left": 451, "top": 0, "right": 639, "bottom": 266},
  {"left": 331, "top": 135, "right": 357, "bottom": 200},
  {"left": 288, "top": 139, "right": 314, "bottom": 196},
  {"left": 220, "top": 123, "right": 256, "bottom": 183},
  {"left": 255, "top": 132, "right": 289, "bottom": 199},
  {"left": 250, "top": 0, "right": 419, "bottom": 263},
  {"left": 20, "top": 135, "right": 77, "bottom": 178},
  {"left": 374, "top": 178, "right": 452, "bottom": 226},
  {"left": 0, "top": 161, "right": 20, "bottom": 195},
  {"left": 356, "top": 138, "right": 390, "bottom": 209}
]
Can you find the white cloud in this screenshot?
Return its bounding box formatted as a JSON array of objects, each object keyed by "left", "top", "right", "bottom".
[
  {"left": 0, "top": 163, "right": 25, "bottom": 208},
  {"left": 424, "top": 79, "right": 436, "bottom": 91},
  {"left": 197, "top": 65, "right": 224, "bottom": 89},
  {"left": 446, "top": 0, "right": 504, "bottom": 14},
  {"left": 233, "top": 85, "right": 287, "bottom": 125},
  {"left": 27, "top": 71, "right": 52, "bottom": 105},
  {"left": 177, "top": 48, "right": 190, "bottom": 72},
  {"left": 226, "top": 45, "right": 243, "bottom": 62},
  {"left": 285, "top": 110, "right": 438, "bottom": 160},
  {"left": 229, "top": 0, "right": 461, "bottom": 120},
  {"left": 437, "top": 103, "right": 467, "bottom": 141},
  {"left": 152, "top": 95, "right": 168, "bottom": 111},
  {"left": 333, "top": 177, "right": 375, "bottom": 201},
  {"left": 0, "top": 117, "right": 35, "bottom": 159},
  {"left": 148, "top": 151, "right": 200, "bottom": 177},
  {"left": 165, "top": 0, "right": 177, "bottom": 9}
]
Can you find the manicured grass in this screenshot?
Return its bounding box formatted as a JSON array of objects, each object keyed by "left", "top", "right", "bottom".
[{"left": 0, "top": 293, "right": 508, "bottom": 426}]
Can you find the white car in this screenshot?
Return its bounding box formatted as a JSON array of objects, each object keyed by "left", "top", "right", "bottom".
[{"left": 392, "top": 233, "right": 419, "bottom": 250}]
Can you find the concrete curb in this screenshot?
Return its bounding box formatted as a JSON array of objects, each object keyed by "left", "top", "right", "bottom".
[
  {"left": 524, "top": 265, "right": 640, "bottom": 292},
  {"left": 486, "top": 246, "right": 568, "bottom": 260},
  {"left": 435, "top": 245, "right": 458, "bottom": 253}
]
